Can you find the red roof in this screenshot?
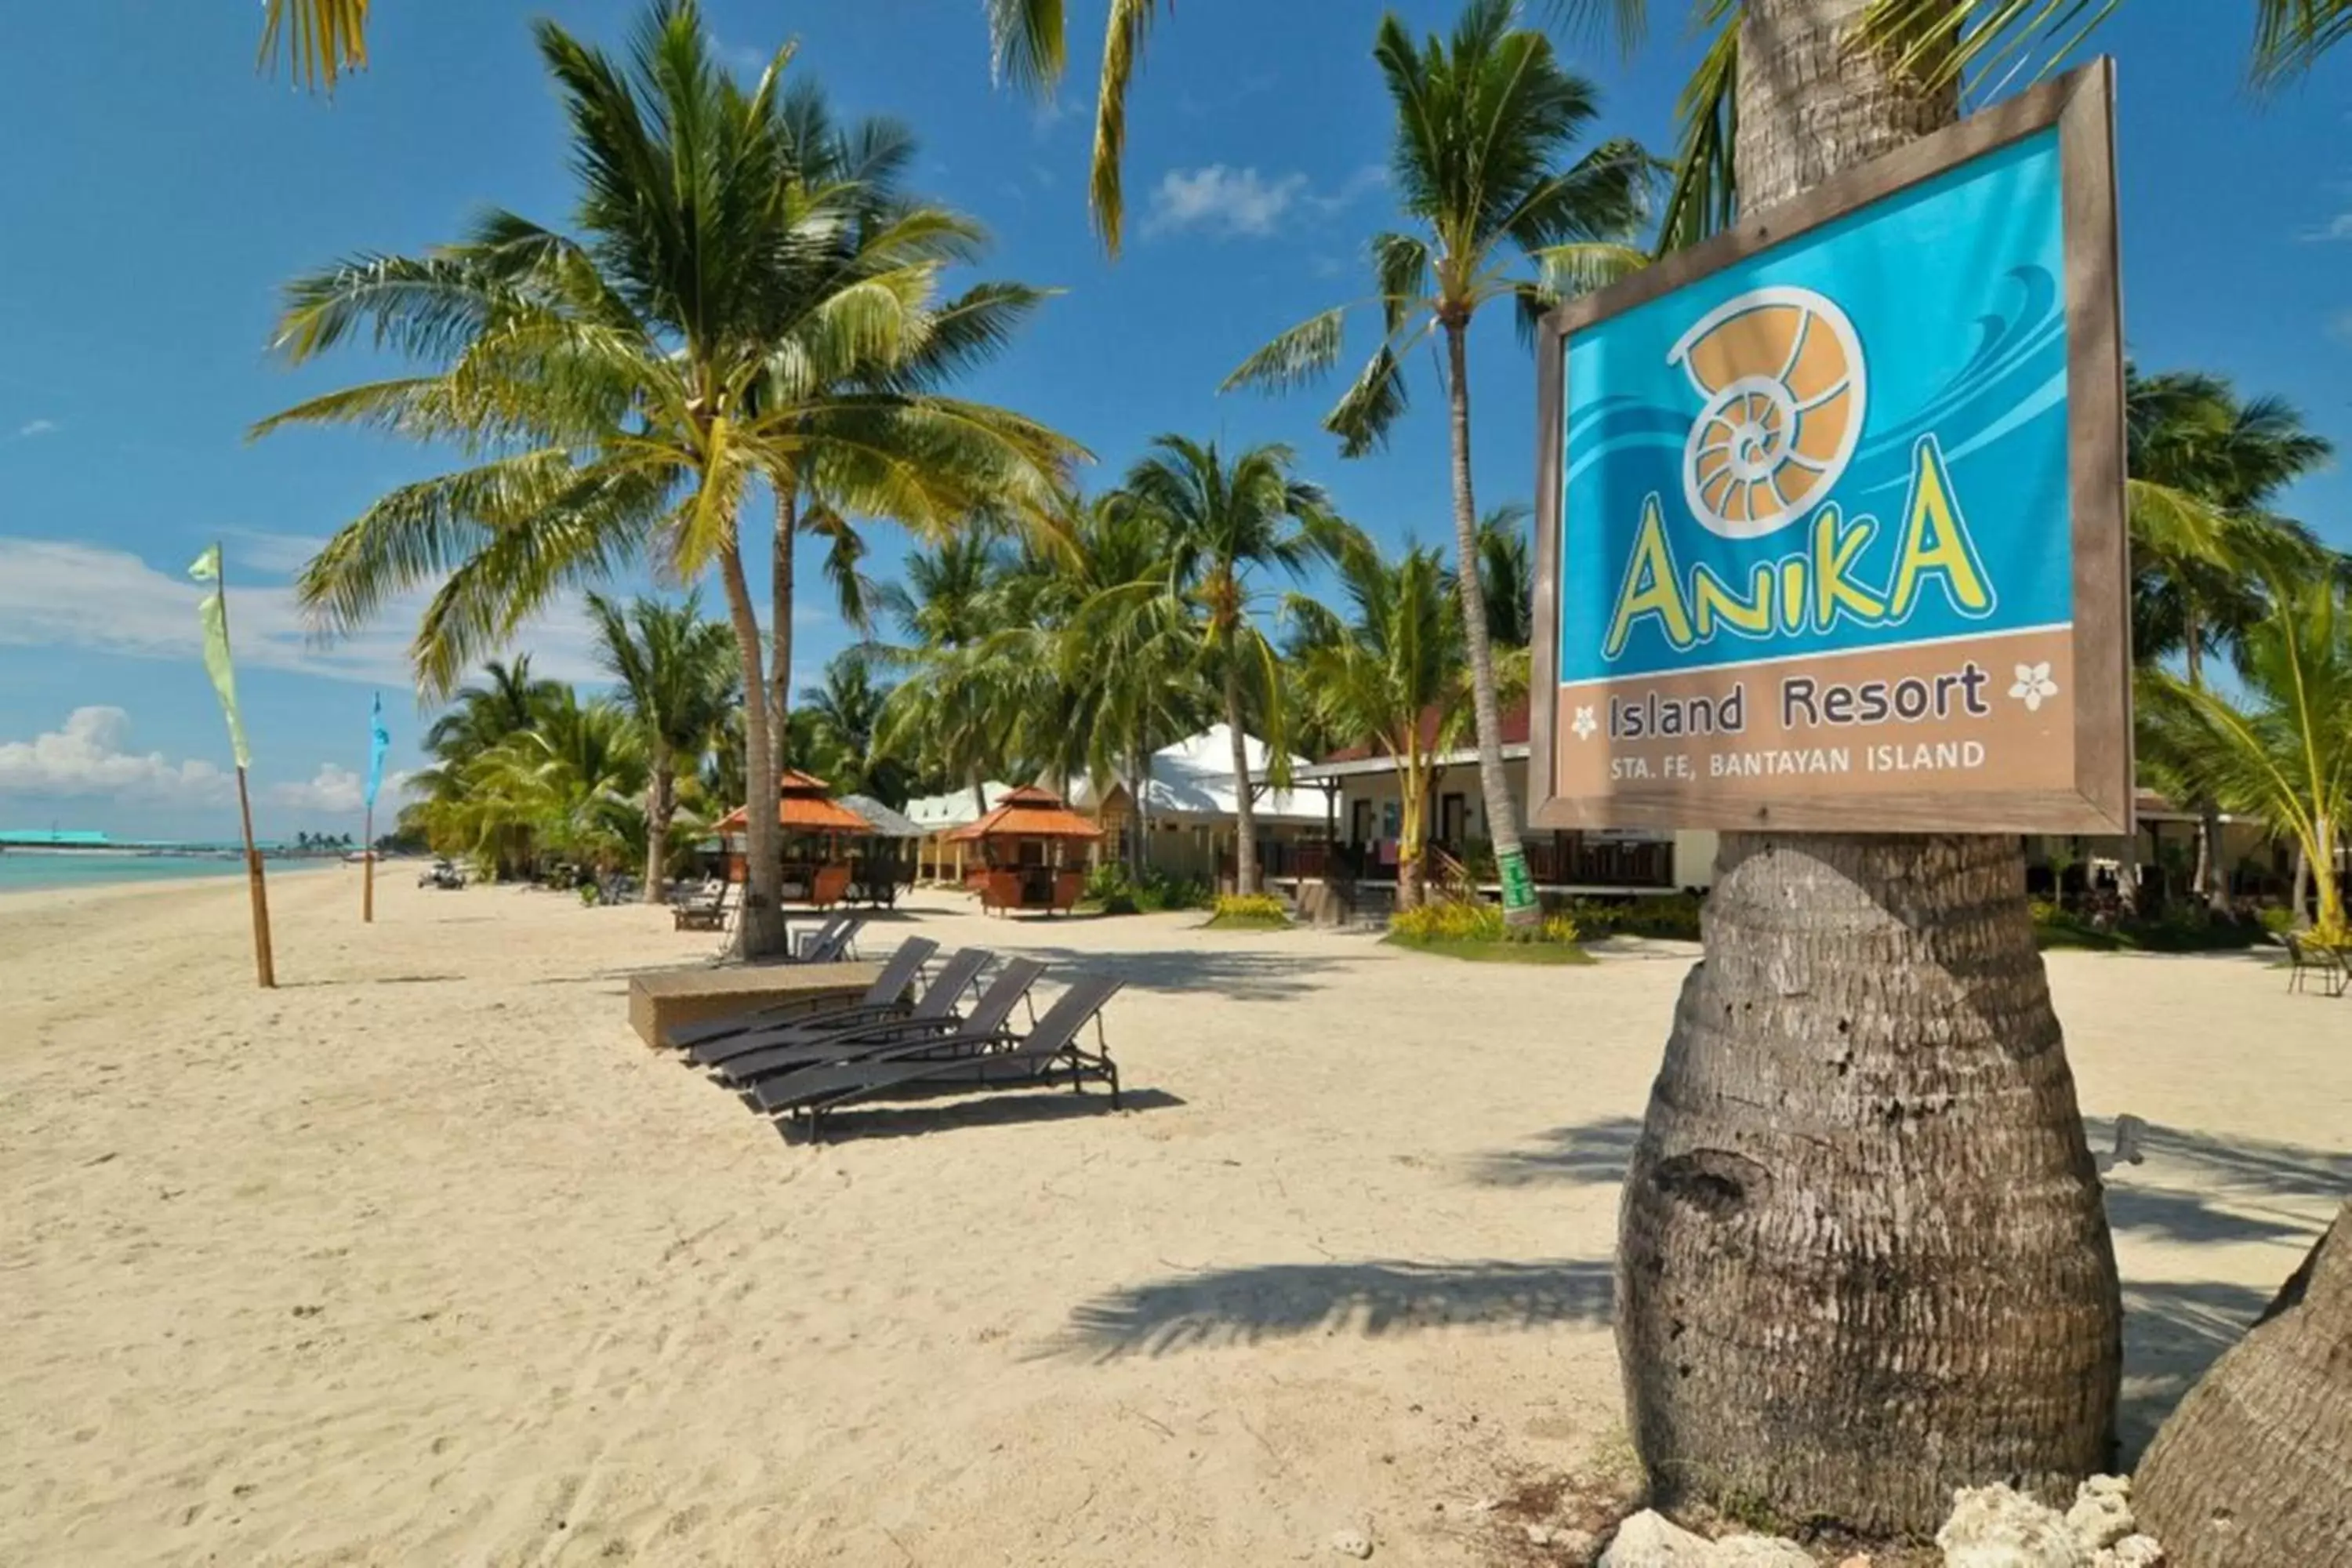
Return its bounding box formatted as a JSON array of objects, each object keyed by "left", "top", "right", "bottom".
[
  {"left": 713, "top": 770, "right": 874, "bottom": 834},
  {"left": 1319, "top": 697, "right": 1532, "bottom": 764},
  {"left": 945, "top": 786, "right": 1104, "bottom": 843}
]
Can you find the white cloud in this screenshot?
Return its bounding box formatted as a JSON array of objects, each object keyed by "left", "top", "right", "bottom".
[
  {"left": 267, "top": 763, "right": 365, "bottom": 815},
  {"left": 0, "top": 536, "right": 607, "bottom": 691},
  {"left": 1142, "top": 162, "right": 1388, "bottom": 240},
  {"left": 2302, "top": 210, "right": 2352, "bottom": 241},
  {"left": 1144, "top": 165, "right": 1310, "bottom": 238},
  {"left": 16, "top": 419, "right": 60, "bottom": 438},
  {"left": 0, "top": 707, "right": 234, "bottom": 804},
  {"left": 2328, "top": 309, "right": 2352, "bottom": 347},
  {"left": 1308, "top": 164, "right": 1388, "bottom": 215}
]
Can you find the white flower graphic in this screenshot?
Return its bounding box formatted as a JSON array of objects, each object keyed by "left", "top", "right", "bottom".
[
  {"left": 2009, "top": 662, "right": 2060, "bottom": 713},
  {"left": 1570, "top": 706, "right": 1599, "bottom": 741}
]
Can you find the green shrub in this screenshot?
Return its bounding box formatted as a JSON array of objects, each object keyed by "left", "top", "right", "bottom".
[
  {"left": 1134, "top": 871, "right": 1212, "bottom": 913},
  {"left": 1080, "top": 862, "right": 1213, "bottom": 914},
  {"left": 1388, "top": 899, "right": 1582, "bottom": 949},
  {"left": 1564, "top": 892, "right": 1704, "bottom": 942},
  {"left": 1206, "top": 893, "right": 1292, "bottom": 930},
  {"left": 2258, "top": 905, "right": 2299, "bottom": 937}
]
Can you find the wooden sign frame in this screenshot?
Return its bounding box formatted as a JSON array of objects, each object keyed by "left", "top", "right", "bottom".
[{"left": 1530, "top": 62, "right": 2131, "bottom": 836}]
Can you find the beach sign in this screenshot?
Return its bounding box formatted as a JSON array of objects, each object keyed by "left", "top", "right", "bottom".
[{"left": 1530, "top": 64, "right": 2131, "bottom": 836}]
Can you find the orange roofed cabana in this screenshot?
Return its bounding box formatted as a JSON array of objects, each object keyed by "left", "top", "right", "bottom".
[
  {"left": 714, "top": 771, "right": 873, "bottom": 907},
  {"left": 944, "top": 786, "right": 1102, "bottom": 916}
]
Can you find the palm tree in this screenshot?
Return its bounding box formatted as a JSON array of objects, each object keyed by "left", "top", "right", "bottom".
[
  {"left": 1475, "top": 504, "right": 1537, "bottom": 651},
  {"left": 875, "top": 533, "right": 1022, "bottom": 815},
  {"left": 419, "top": 656, "right": 563, "bottom": 762},
  {"left": 2140, "top": 571, "right": 2352, "bottom": 939},
  {"left": 1116, "top": 437, "right": 1324, "bottom": 895},
  {"left": 798, "top": 650, "right": 909, "bottom": 804},
  {"left": 1560, "top": 0, "right": 2117, "bottom": 1532},
  {"left": 2127, "top": 368, "right": 2336, "bottom": 905},
  {"left": 586, "top": 591, "right": 739, "bottom": 900},
  {"left": 254, "top": 2, "right": 1077, "bottom": 958},
  {"left": 1225, "top": 0, "right": 1649, "bottom": 927},
  {"left": 1287, "top": 524, "right": 1475, "bottom": 909}
]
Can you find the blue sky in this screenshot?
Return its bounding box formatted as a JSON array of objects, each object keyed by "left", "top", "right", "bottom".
[{"left": 0, "top": 0, "right": 2345, "bottom": 841}]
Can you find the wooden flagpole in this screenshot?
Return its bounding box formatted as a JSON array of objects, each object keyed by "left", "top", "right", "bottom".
[
  {"left": 363, "top": 804, "right": 376, "bottom": 923},
  {"left": 215, "top": 546, "right": 277, "bottom": 988}
]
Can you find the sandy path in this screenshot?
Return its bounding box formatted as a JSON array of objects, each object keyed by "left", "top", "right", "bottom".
[{"left": 1, "top": 869, "right": 2343, "bottom": 1566}]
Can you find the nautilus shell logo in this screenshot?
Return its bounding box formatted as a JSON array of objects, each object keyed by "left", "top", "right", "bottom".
[{"left": 1666, "top": 286, "right": 1867, "bottom": 540}]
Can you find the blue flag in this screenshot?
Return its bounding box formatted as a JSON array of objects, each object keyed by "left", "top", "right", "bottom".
[{"left": 364, "top": 692, "right": 390, "bottom": 810}]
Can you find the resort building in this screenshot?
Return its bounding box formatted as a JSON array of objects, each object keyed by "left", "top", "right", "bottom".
[
  {"left": 1287, "top": 702, "right": 1717, "bottom": 904},
  {"left": 1062, "top": 725, "right": 1327, "bottom": 885}
]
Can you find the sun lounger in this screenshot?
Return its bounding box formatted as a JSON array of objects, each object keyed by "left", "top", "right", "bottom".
[
  {"left": 760, "top": 973, "right": 1125, "bottom": 1140},
  {"left": 673, "top": 880, "right": 735, "bottom": 931},
  {"left": 793, "top": 913, "right": 865, "bottom": 963},
  {"left": 665, "top": 937, "right": 940, "bottom": 1054},
  {"left": 2285, "top": 932, "right": 2350, "bottom": 997},
  {"left": 720, "top": 956, "right": 1047, "bottom": 1091}
]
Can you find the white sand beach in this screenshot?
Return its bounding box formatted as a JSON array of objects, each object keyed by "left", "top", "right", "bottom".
[{"left": 2, "top": 872, "right": 2344, "bottom": 1566}]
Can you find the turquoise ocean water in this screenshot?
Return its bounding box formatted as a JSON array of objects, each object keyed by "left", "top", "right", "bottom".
[{"left": 0, "top": 852, "right": 336, "bottom": 894}]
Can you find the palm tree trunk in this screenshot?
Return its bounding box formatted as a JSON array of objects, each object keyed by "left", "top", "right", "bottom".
[
  {"left": 717, "top": 546, "right": 789, "bottom": 960},
  {"left": 1615, "top": 0, "right": 2118, "bottom": 1535},
  {"left": 1224, "top": 665, "right": 1258, "bottom": 895},
  {"left": 2291, "top": 843, "right": 2312, "bottom": 929},
  {"left": 1439, "top": 316, "right": 1535, "bottom": 927},
  {"left": 2133, "top": 1203, "right": 2352, "bottom": 1566},
  {"left": 771, "top": 488, "right": 797, "bottom": 775},
  {"left": 1129, "top": 738, "right": 1150, "bottom": 877},
  {"left": 642, "top": 741, "right": 672, "bottom": 904}
]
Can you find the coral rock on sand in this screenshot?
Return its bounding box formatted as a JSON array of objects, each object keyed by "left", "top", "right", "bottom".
[
  {"left": 1712, "top": 1534, "right": 1816, "bottom": 1566},
  {"left": 1599, "top": 1510, "right": 1717, "bottom": 1566},
  {"left": 1595, "top": 1512, "right": 1806, "bottom": 1566},
  {"left": 2065, "top": 1475, "right": 2136, "bottom": 1551},
  {"left": 2092, "top": 1537, "right": 2163, "bottom": 1568},
  {"left": 1935, "top": 1484, "right": 2094, "bottom": 1568},
  {"left": 1328, "top": 1526, "right": 1374, "bottom": 1559}
]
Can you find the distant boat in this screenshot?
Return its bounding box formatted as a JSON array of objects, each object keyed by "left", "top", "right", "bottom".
[{"left": 343, "top": 849, "right": 376, "bottom": 865}]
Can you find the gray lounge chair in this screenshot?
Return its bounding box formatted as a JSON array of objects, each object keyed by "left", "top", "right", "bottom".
[
  {"left": 719, "top": 956, "right": 1047, "bottom": 1091},
  {"left": 666, "top": 937, "right": 938, "bottom": 1054},
  {"left": 760, "top": 973, "right": 1125, "bottom": 1140},
  {"left": 794, "top": 914, "right": 866, "bottom": 963},
  {"left": 688, "top": 946, "right": 995, "bottom": 1071}
]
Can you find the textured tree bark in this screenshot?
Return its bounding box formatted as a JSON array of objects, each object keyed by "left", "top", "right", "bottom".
[
  {"left": 717, "top": 545, "right": 789, "bottom": 960},
  {"left": 1617, "top": 837, "right": 2122, "bottom": 1534},
  {"left": 1440, "top": 318, "right": 1537, "bottom": 927},
  {"left": 642, "top": 740, "right": 673, "bottom": 904},
  {"left": 1224, "top": 661, "right": 1259, "bottom": 895},
  {"left": 1613, "top": 0, "right": 2118, "bottom": 1536},
  {"left": 2134, "top": 1204, "right": 2351, "bottom": 1565},
  {"left": 770, "top": 488, "right": 797, "bottom": 773}
]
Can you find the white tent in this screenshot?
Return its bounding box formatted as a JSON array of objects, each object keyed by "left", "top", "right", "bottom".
[
  {"left": 902, "top": 782, "right": 1015, "bottom": 835},
  {"left": 1065, "top": 725, "right": 1326, "bottom": 826},
  {"left": 902, "top": 782, "right": 1014, "bottom": 882}
]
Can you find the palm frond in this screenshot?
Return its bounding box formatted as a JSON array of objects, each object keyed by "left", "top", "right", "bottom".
[
  {"left": 260, "top": 0, "right": 369, "bottom": 91},
  {"left": 1222, "top": 308, "right": 1352, "bottom": 395},
  {"left": 1326, "top": 346, "right": 1411, "bottom": 460},
  {"left": 1089, "top": 0, "right": 1163, "bottom": 256}
]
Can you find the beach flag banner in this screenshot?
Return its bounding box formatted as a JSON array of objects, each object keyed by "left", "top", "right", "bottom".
[
  {"left": 362, "top": 691, "right": 390, "bottom": 923},
  {"left": 188, "top": 541, "right": 276, "bottom": 985},
  {"left": 1528, "top": 63, "right": 2131, "bottom": 837},
  {"left": 365, "top": 692, "right": 390, "bottom": 809},
  {"left": 187, "top": 545, "right": 252, "bottom": 770}
]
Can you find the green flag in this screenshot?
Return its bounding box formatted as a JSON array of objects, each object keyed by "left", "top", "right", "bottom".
[{"left": 188, "top": 545, "right": 252, "bottom": 770}]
